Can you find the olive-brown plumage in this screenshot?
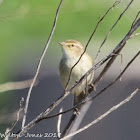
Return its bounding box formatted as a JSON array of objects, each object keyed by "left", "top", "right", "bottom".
[{"left": 59, "top": 40, "right": 94, "bottom": 109}]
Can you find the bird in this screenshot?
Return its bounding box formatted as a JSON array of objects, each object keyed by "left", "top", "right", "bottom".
[{"left": 59, "top": 40, "right": 94, "bottom": 113}]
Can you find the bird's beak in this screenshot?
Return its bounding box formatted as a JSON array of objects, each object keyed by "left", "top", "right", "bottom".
[{"left": 59, "top": 42, "right": 65, "bottom": 46}]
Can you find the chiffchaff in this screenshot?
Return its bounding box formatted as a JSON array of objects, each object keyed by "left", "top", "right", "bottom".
[{"left": 59, "top": 40, "right": 94, "bottom": 109}]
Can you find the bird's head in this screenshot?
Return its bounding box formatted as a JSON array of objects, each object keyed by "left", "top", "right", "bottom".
[{"left": 59, "top": 40, "right": 84, "bottom": 58}]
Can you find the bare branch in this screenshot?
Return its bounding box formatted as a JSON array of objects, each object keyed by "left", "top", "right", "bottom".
[
  {"left": 57, "top": 108, "right": 63, "bottom": 138},
  {"left": 2, "top": 98, "right": 24, "bottom": 140},
  {"left": 93, "top": 17, "right": 140, "bottom": 89},
  {"left": 129, "top": 32, "right": 140, "bottom": 39},
  {"left": 110, "top": 53, "right": 123, "bottom": 81},
  {"left": 61, "top": 114, "right": 77, "bottom": 138},
  {"left": 21, "top": 0, "right": 64, "bottom": 129},
  {"left": 93, "top": 10, "right": 139, "bottom": 88},
  {"left": 4, "top": 128, "right": 10, "bottom": 140},
  {"left": 94, "top": 0, "right": 134, "bottom": 62},
  {"left": 0, "top": 79, "right": 38, "bottom": 93},
  {"left": 131, "top": 11, "right": 140, "bottom": 27},
  {"left": 61, "top": 87, "right": 140, "bottom": 140},
  {"left": 90, "top": 50, "right": 140, "bottom": 101}
]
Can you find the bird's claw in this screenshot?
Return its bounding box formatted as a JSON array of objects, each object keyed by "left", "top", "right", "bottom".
[
  {"left": 74, "top": 108, "right": 80, "bottom": 116},
  {"left": 89, "top": 84, "right": 96, "bottom": 91}
]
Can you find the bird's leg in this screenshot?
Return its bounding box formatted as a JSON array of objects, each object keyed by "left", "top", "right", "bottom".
[{"left": 73, "top": 91, "right": 87, "bottom": 116}]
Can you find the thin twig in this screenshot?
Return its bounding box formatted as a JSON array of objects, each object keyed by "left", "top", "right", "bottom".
[
  {"left": 93, "top": 9, "right": 139, "bottom": 86},
  {"left": 2, "top": 98, "right": 24, "bottom": 140},
  {"left": 0, "top": 79, "right": 38, "bottom": 93},
  {"left": 89, "top": 50, "right": 140, "bottom": 102},
  {"left": 4, "top": 128, "right": 10, "bottom": 140},
  {"left": 61, "top": 87, "right": 140, "bottom": 140},
  {"left": 111, "top": 53, "right": 123, "bottom": 81},
  {"left": 12, "top": 13, "right": 140, "bottom": 140},
  {"left": 93, "top": 19, "right": 140, "bottom": 89},
  {"left": 131, "top": 11, "right": 140, "bottom": 27},
  {"left": 57, "top": 108, "right": 63, "bottom": 138},
  {"left": 21, "top": 0, "right": 64, "bottom": 129},
  {"left": 61, "top": 114, "right": 77, "bottom": 138},
  {"left": 129, "top": 32, "right": 140, "bottom": 39},
  {"left": 94, "top": 0, "right": 134, "bottom": 63}
]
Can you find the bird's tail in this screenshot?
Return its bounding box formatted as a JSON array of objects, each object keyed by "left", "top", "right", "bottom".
[{"left": 73, "top": 91, "right": 88, "bottom": 114}]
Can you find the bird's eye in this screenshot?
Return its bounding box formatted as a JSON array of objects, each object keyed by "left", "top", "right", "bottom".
[{"left": 71, "top": 44, "right": 74, "bottom": 47}]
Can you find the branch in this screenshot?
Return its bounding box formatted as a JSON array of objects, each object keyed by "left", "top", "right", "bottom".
[
  {"left": 21, "top": 0, "right": 64, "bottom": 129},
  {"left": 92, "top": 17, "right": 140, "bottom": 89},
  {"left": 61, "top": 87, "right": 140, "bottom": 140},
  {"left": 5, "top": 128, "right": 10, "bottom": 140},
  {"left": 57, "top": 108, "right": 63, "bottom": 138},
  {"left": 94, "top": 0, "right": 134, "bottom": 62},
  {"left": 61, "top": 114, "right": 77, "bottom": 138},
  {"left": 2, "top": 98, "right": 24, "bottom": 140}
]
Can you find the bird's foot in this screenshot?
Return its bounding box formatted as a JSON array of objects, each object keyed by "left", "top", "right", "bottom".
[
  {"left": 89, "top": 84, "right": 96, "bottom": 91},
  {"left": 73, "top": 108, "right": 80, "bottom": 116}
]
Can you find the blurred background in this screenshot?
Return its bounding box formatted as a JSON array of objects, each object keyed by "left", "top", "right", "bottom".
[{"left": 0, "top": 0, "right": 140, "bottom": 139}]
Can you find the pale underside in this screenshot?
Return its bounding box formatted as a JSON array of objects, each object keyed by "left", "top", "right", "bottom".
[{"left": 59, "top": 53, "right": 94, "bottom": 96}]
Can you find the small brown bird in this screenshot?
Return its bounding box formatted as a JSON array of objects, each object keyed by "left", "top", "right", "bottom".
[{"left": 59, "top": 40, "right": 94, "bottom": 112}]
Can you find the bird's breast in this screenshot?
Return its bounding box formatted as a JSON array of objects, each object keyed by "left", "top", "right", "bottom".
[{"left": 59, "top": 55, "right": 94, "bottom": 95}]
